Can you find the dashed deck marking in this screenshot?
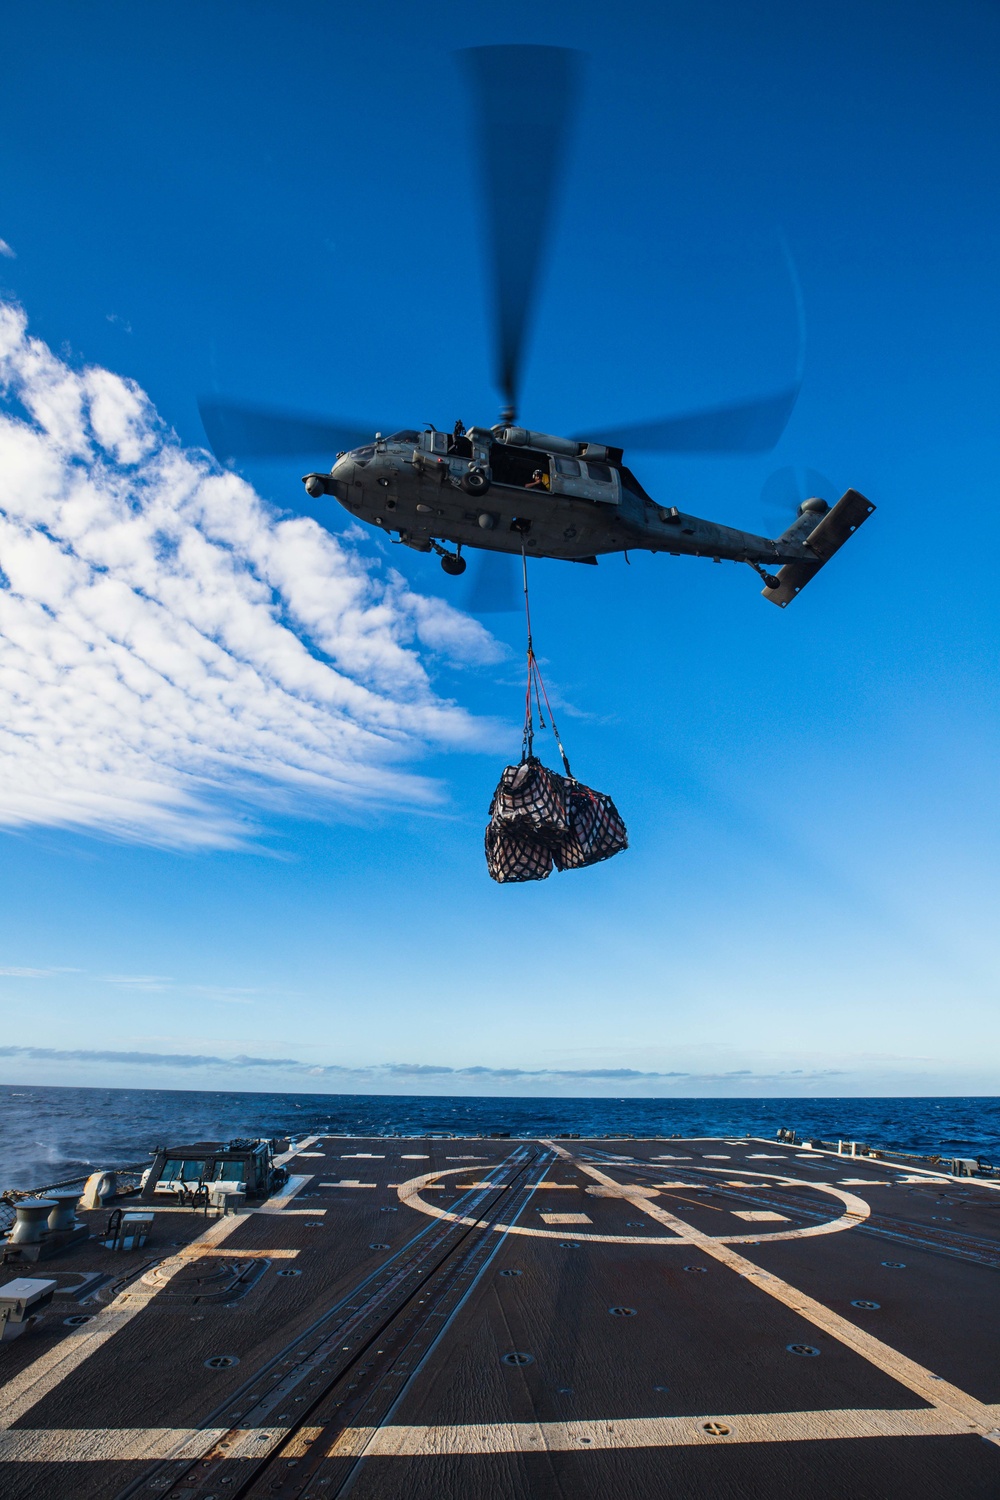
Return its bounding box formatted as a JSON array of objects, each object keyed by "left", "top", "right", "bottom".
[{"left": 545, "top": 1141, "right": 1000, "bottom": 1448}]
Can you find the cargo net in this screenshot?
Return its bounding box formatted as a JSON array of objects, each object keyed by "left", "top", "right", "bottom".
[
  {"left": 485, "top": 759, "right": 628, "bottom": 883},
  {"left": 484, "top": 548, "right": 628, "bottom": 883}
]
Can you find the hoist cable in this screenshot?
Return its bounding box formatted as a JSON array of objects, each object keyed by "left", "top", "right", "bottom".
[{"left": 519, "top": 541, "right": 572, "bottom": 778}]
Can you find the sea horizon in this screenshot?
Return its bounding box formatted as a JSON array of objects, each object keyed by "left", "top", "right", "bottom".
[{"left": 2, "top": 1082, "right": 998, "bottom": 1190}]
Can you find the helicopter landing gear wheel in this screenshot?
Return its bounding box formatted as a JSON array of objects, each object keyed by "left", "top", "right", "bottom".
[
  {"left": 461, "top": 466, "right": 490, "bottom": 496},
  {"left": 441, "top": 552, "right": 467, "bottom": 576}
]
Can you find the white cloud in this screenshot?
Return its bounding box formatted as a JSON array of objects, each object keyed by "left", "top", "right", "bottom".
[
  {"left": 0, "top": 241, "right": 15, "bottom": 260},
  {"left": 0, "top": 302, "right": 503, "bottom": 847},
  {"left": 0, "top": 966, "right": 79, "bottom": 978}
]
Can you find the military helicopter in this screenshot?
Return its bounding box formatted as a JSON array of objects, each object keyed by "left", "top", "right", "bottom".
[{"left": 200, "top": 46, "right": 873, "bottom": 610}]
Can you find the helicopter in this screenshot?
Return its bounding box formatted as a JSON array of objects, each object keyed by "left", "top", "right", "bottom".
[{"left": 199, "top": 45, "right": 874, "bottom": 610}]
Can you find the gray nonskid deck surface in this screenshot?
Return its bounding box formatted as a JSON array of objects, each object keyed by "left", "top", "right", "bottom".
[{"left": 1, "top": 1136, "right": 999, "bottom": 1499}]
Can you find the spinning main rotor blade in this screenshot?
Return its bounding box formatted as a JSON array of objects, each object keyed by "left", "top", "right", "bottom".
[
  {"left": 583, "top": 233, "right": 807, "bottom": 454},
  {"left": 198, "top": 398, "right": 380, "bottom": 465},
  {"left": 579, "top": 382, "right": 801, "bottom": 453},
  {"left": 459, "top": 45, "right": 583, "bottom": 421}
]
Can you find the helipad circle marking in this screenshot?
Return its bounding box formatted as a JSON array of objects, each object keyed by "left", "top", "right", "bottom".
[{"left": 396, "top": 1166, "right": 870, "bottom": 1246}]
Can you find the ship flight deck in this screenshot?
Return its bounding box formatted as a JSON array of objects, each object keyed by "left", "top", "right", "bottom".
[{"left": 1, "top": 1134, "right": 999, "bottom": 1498}]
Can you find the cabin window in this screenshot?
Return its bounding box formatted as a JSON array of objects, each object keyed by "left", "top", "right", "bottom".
[
  {"left": 489, "top": 444, "right": 550, "bottom": 488},
  {"left": 161, "top": 1158, "right": 206, "bottom": 1183},
  {"left": 586, "top": 461, "right": 613, "bottom": 483},
  {"left": 555, "top": 457, "right": 581, "bottom": 477}
]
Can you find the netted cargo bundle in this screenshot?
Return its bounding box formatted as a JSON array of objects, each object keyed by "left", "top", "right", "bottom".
[
  {"left": 486, "top": 552, "right": 628, "bottom": 883},
  {"left": 485, "top": 761, "right": 628, "bottom": 883},
  {"left": 552, "top": 781, "right": 629, "bottom": 871},
  {"left": 485, "top": 821, "right": 553, "bottom": 883},
  {"left": 488, "top": 758, "right": 570, "bottom": 843}
]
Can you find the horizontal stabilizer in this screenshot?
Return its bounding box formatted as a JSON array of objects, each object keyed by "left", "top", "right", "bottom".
[{"left": 762, "top": 489, "right": 875, "bottom": 607}]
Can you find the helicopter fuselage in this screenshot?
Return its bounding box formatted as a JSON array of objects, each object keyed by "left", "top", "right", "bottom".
[{"left": 304, "top": 424, "right": 825, "bottom": 572}]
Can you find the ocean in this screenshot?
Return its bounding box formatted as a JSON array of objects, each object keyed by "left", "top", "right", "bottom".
[{"left": 1, "top": 1084, "right": 998, "bottom": 1190}]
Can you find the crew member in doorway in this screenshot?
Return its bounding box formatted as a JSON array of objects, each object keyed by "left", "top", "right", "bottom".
[
  {"left": 526, "top": 468, "right": 550, "bottom": 491},
  {"left": 453, "top": 419, "right": 465, "bottom": 439}
]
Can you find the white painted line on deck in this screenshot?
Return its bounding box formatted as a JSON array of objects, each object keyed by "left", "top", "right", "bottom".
[
  {"left": 6, "top": 1404, "right": 1000, "bottom": 1464},
  {"left": 172, "top": 1247, "right": 300, "bottom": 1260},
  {"left": 0, "top": 1426, "right": 297, "bottom": 1462},
  {"left": 732, "top": 1212, "right": 789, "bottom": 1222},
  {"left": 272, "top": 1136, "right": 321, "bottom": 1167},
  {"left": 330, "top": 1404, "right": 1000, "bottom": 1458},
  {"left": 539, "top": 1213, "right": 592, "bottom": 1225},
  {"left": 256, "top": 1174, "right": 313, "bottom": 1213}
]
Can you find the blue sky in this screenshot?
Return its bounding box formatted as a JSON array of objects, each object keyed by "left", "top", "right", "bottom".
[{"left": 1, "top": 0, "right": 999, "bottom": 1098}]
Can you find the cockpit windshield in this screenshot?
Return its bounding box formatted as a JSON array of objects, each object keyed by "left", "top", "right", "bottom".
[
  {"left": 213, "top": 1160, "right": 246, "bottom": 1182},
  {"left": 387, "top": 430, "right": 420, "bottom": 444},
  {"left": 160, "top": 1158, "right": 206, "bottom": 1183}
]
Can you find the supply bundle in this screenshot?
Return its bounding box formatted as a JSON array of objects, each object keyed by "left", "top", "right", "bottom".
[
  {"left": 485, "top": 759, "right": 628, "bottom": 882},
  {"left": 484, "top": 552, "right": 628, "bottom": 884}
]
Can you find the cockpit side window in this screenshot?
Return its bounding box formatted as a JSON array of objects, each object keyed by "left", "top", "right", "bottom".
[
  {"left": 586, "top": 461, "right": 612, "bottom": 483},
  {"left": 555, "top": 457, "right": 581, "bottom": 477}
]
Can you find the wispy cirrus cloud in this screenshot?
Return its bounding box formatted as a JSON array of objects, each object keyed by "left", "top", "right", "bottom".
[
  {"left": 0, "top": 966, "right": 80, "bottom": 978},
  {"left": 0, "top": 302, "right": 503, "bottom": 848}
]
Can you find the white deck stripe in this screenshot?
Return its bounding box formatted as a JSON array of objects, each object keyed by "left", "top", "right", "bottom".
[
  {"left": 271, "top": 1136, "right": 321, "bottom": 1167},
  {"left": 546, "top": 1141, "right": 1000, "bottom": 1447},
  {"left": 5, "top": 1404, "right": 1000, "bottom": 1463},
  {"left": 255, "top": 1174, "right": 313, "bottom": 1213},
  {"left": 0, "top": 1426, "right": 299, "bottom": 1462},
  {"left": 334, "top": 1405, "right": 1000, "bottom": 1457}
]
